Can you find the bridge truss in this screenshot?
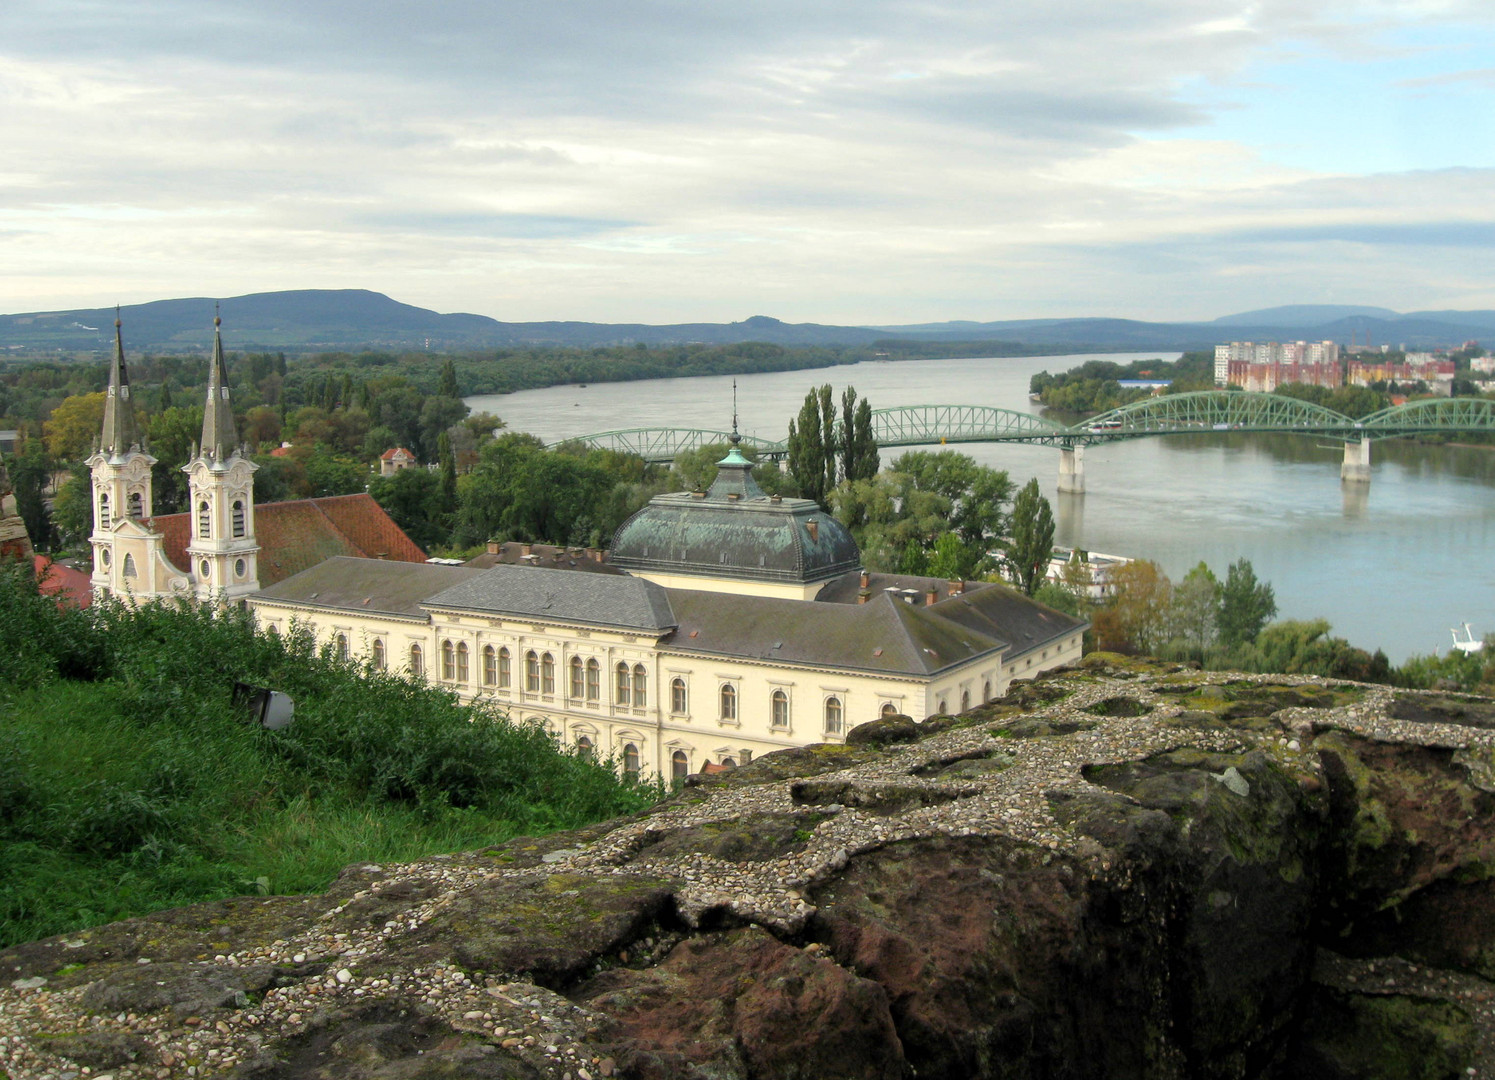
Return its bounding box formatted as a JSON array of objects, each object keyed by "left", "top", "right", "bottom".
[{"left": 566, "top": 393, "right": 1495, "bottom": 461}]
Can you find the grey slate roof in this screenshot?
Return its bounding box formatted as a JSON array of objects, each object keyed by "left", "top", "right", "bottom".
[
  {"left": 926, "top": 581, "right": 1088, "bottom": 657},
  {"left": 423, "top": 563, "right": 677, "bottom": 633},
  {"left": 611, "top": 455, "right": 860, "bottom": 586},
  {"left": 664, "top": 587, "right": 1007, "bottom": 677},
  {"left": 253, "top": 556, "right": 484, "bottom": 619}
]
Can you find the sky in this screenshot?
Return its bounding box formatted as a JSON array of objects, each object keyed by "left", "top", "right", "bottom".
[{"left": 2, "top": 0, "right": 1493, "bottom": 325}]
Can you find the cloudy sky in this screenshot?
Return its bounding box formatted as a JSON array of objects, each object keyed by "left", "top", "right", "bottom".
[{"left": 2, "top": 1, "right": 1492, "bottom": 323}]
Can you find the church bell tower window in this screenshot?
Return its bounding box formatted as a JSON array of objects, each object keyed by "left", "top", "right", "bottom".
[
  {"left": 98, "top": 494, "right": 110, "bottom": 531},
  {"left": 128, "top": 492, "right": 143, "bottom": 520},
  {"left": 232, "top": 500, "right": 245, "bottom": 538},
  {"left": 197, "top": 500, "right": 211, "bottom": 539}
]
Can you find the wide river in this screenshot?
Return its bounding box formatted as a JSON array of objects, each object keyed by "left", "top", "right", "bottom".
[{"left": 467, "top": 353, "right": 1495, "bottom": 663}]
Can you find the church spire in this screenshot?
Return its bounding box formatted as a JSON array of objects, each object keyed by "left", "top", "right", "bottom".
[
  {"left": 200, "top": 308, "right": 238, "bottom": 462},
  {"left": 99, "top": 307, "right": 138, "bottom": 455}
]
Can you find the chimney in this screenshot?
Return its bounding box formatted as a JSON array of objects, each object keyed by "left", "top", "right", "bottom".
[
  {"left": 925, "top": 586, "right": 937, "bottom": 606},
  {"left": 521, "top": 543, "right": 533, "bottom": 556},
  {"left": 859, "top": 569, "right": 870, "bottom": 589},
  {"left": 857, "top": 590, "right": 870, "bottom": 604},
  {"left": 487, "top": 539, "right": 501, "bottom": 555},
  {"left": 948, "top": 579, "right": 964, "bottom": 595},
  {"left": 807, "top": 520, "right": 819, "bottom": 542}
]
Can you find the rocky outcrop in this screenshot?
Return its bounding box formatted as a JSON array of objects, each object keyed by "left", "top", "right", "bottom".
[
  {"left": 0, "top": 460, "right": 34, "bottom": 565},
  {"left": 6, "top": 656, "right": 1495, "bottom": 1079}
]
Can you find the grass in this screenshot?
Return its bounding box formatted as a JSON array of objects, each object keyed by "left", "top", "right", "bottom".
[{"left": 0, "top": 565, "right": 663, "bottom": 949}]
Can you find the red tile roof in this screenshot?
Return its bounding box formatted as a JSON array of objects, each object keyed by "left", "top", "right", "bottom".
[
  {"left": 34, "top": 555, "right": 92, "bottom": 608},
  {"left": 380, "top": 447, "right": 415, "bottom": 461},
  {"left": 153, "top": 493, "right": 427, "bottom": 587}
]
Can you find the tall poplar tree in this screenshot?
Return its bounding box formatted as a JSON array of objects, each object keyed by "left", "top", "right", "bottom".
[
  {"left": 1005, "top": 478, "right": 1055, "bottom": 596},
  {"left": 840, "top": 387, "right": 880, "bottom": 483}
]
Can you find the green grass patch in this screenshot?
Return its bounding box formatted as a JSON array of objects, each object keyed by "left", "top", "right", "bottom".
[{"left": 0, "top": 563, "right": 662, "bottom": 949}]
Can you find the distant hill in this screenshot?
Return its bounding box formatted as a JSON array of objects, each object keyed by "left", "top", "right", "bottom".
[{"left": 0, "top": 289, "right": 1488, "bottom": 356}]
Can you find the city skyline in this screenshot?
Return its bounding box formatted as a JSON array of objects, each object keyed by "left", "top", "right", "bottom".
[{"left": 2, "top": 1, "right": 1493, "bottom": 324}]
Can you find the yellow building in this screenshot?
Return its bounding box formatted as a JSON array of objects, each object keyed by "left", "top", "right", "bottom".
[{"left": 250, "top": 436, "right": 1087, "bottom": 781}]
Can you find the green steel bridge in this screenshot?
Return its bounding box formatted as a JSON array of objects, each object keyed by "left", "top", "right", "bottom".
[{"left": 570, "top": 392, "right": 1495, "bottom": 490}]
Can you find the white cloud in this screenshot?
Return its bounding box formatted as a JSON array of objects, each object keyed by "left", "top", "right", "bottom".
[{"left": 0, "top": 0, "right": 1491, "bottom": 320}]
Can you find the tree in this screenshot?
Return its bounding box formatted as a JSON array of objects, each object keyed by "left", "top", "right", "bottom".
[
  {"left": 8, "top": 443, "right": 55, "bottom": 550},
  {"left": 1004, "top": 478, "right": 1054, "bottom": 596},
  {"left": 148, "top": 406, "right": 204, "bottom": 515},
  {"left": 43, "top": 393, "right": 107, "bottom": 460},
  {"left": 437, "top": 430, "right": 457, "bottom": 512},
  {"left": 439, "top": 357, "right": 460, "bottom": 399},
  {"left": 840, "top": 387, "right": 879, "bottom": 484},
  {"left": 52, "top": 465, "right": 92, "bottom": 551},
  {"left": 818, "top": 384, "right": 837, "bottom": 499},
  {"left": 1095, "top": 560, "right": 1172, "bottom": 654},
  {"left": 787, "top": 390, "right": 827, "bottom": 507},
  {"left": 892, "top": 450, "right": 1011, "bottom": 548},
  {"left": 1218, "top": 558, "right": 1277, "bottom": 648},
  {"left": 369, "top": 466, "right": 447, "bottom": 551},
  {"left": 1169, "top": 561, "right": 1221, "bottom": 658},
  {"left": 928, "top": 531, "right": 981, "bottom": 580}
]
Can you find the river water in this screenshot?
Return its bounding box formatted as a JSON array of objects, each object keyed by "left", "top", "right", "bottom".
[{"left": 467, "top": 353, "right": 1495, "bottom": 663}]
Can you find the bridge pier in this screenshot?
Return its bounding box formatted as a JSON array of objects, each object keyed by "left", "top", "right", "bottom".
[
  {"left": 1058, "top": 445, "right": 1085, "bottom": 494},
  {"left": 1341, "top": 437, "right": 1371, "bottom": 483}
]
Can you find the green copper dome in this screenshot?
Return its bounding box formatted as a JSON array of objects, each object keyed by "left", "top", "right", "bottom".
[{"left": 610, "top": 452, "right": 860, "bottom": 588}]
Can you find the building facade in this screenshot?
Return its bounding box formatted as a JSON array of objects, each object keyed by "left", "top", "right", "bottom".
[
  {"left": 249, "top": 438, "right": 1087, "bottom": 780},
  {"left": 1214, "top": 341, "right": 1342, "bottom": 392}
]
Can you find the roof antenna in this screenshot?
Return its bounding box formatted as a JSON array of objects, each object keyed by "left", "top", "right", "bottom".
[{"left": 730, "top": 378, "right": 740, "bottom": 446}]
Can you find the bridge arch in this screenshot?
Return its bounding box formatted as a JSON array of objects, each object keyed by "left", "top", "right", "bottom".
[
  {"left": 1080, "top": 391, "right": 1358, "bottom": 441},
  {"left": 869, "top": 405, "right": 1070, "bottom": 448},
  {"left": 1358, "top": 396, "right": 1495, "bottom": 439}
]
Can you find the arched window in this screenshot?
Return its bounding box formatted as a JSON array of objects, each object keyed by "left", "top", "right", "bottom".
[
  {"left": 541, "top": 652, "right": 555, "bottom": 694},
  {"left": 231, "top": 500, "right": 246, "bottom": 537},
  {"left": 197, "top": 500, "right": 211, "bottom": 539},
  {"left": 441, "top": 640, "right": 455, "bottom": 680},
  {"left": 336, "top": 633, "right": 349, "bottom": 661},
  {"left": 570, "top": 656, "right": 585, "bottom": 698},
  {"left": 937, "top": 699, "right": 948, "bottom": 715},
  {"left": 122, "top": 553, "right": 137, "bottom": 578},
  {"left": 498, "top": 647, "right": 511, "bottom": 688},
  {"left": 615, "top": 662, "right": 631, "bottom": 706},
  {"left": 586, "top": 658, "right": 600, "bottom": 701},
  {"left": 409, "top": 643, "right": 423, "bottom": 675},
  {"left": 525, "top": 650, "right": 539, "bottom": 692},
  {"left": 881, "top": 703, "right": 898, "bottom": 718},
  {"left": 771, "top": 690, "right": 789, "bottom": 729},
  {"left": 127, "top": 492, "right": 143, "bottom": 520},
  {"left": 721, "top": 756, "right": 736, "bottom": 768},
  {"left": 671, "top": 750, "right": 689, "bottom": 785},
  {"left": 824, "top": 696, "right": 843, "bottom": 735},
  {"left": 983, "top": 679, "right": 992, "bottom": 703},
  {"left": 372, "top": 639, "right": 385, "bottom": 671},
  {"left": 483, "top": 645, "right": 496, "bottom": 686},
  {"left": 960, "top": 688, "right": 970, "bottom": 712},
  {"left": 98, "top": 493, "right": 110, "bottom": 530},
  {"left": 456, "top": 642, "right": 469, "bottom": 682},
  {"left": 576, "top": 735, "right": 594, "bottom": 761},
  {"left": 623, "top": 743, "right": 640, "bottom": 779},
  {"left": 671, "top": 677, "right": 687, "bottom": 714},
  {"left": 719, "top": 684, "right": 737, "bottom": 721},
  {"left": 632, "top": 664, "right": 647, "bottom": 708}
]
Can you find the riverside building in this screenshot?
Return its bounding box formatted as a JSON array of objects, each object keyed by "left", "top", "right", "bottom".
[{"left": 92, "top": 318, "right": 1087, "bottom": 781}]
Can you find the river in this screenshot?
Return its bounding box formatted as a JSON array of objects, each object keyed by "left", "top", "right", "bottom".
[{"left": 467, "top": 353, "right": 1495, "bottom": 663}]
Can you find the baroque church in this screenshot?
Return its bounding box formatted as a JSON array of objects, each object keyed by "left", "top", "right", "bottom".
[
  {"left": 89, "top": 315, "right": 425, "bottom": 604},
  {"left": 91, "top": 317, "right": 1087, "bottom": 780}
]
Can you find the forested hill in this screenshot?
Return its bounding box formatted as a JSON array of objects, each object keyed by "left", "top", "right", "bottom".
[{"left": 3, "top": 289, "right": 1492, "bottom": 354}]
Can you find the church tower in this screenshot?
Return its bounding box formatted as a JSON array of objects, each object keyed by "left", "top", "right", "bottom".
[
  {"left": 88, "top": 312, "right": 159, "bottom": 599},
  {"left": 184, "top": 314, "right": 259, "bottom": 602}
]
